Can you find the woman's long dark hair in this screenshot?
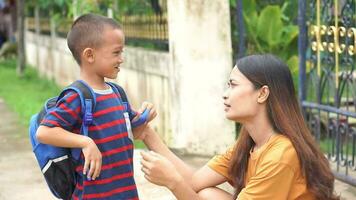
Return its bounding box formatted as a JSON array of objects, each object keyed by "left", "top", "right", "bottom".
[{"left": 228, "top": 54, "right": 338, "bottom": 200}]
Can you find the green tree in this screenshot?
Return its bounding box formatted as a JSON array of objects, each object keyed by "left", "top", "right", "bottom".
[{"left": 230, "top": 0, "right": 299, "bottom": 74}]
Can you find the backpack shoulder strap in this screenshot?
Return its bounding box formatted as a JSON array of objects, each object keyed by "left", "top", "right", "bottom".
[
  {"left": 58, "top": 80, "right": 96, "bottom": 161},
  {"left": 106, "top": 82, "right": 128, "bottom": 103},
  {"left": 106, "top": 82, "right": 137, "bottom": 118},
  {"left": 106, "top": 82, "right": 150, "bottom": 128},
  {"left": 58, "top": 80, "right": 96, "bottom": 112}
]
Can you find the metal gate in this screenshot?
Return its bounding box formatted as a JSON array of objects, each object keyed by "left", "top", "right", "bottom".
[{"left": 298, "top": 0, "right": 356, "bottom": 185}]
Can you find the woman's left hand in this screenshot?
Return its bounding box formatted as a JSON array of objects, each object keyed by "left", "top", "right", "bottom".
[
  {"left": 132, "top": 102, "right": 157, "bottom": 140},
  {"left": 140, "top": 151, "right": 183, "bottom": 190}
]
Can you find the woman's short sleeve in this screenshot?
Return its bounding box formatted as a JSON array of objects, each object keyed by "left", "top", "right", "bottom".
[{"left": 207, "top": 146, "right": 234, "bottom": 182}]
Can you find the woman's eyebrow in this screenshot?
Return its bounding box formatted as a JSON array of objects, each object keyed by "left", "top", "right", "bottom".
[{"left": 229, "top": 78, "right": 238, "bottom": 83}]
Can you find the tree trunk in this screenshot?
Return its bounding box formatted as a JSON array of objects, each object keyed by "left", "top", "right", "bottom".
[
  {"left": 150, "top": 0, "right": 162, "bottom": 15},
  {"left": 16, "top": 0, "right": 25, "bottom": 77},
  {"left": 35, "top": 4, "right": 39, "bottom": 67}
]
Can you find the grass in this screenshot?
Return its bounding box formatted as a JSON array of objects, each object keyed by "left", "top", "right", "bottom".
[
  {"left": 0, "top": 58, "right": 146, "bottom": 148},
  {"left": 0, "top": 58, "right": 61, "bottom": 126},
  {"left": 319, "top": 138, "right": 354, "bottom": 156}
]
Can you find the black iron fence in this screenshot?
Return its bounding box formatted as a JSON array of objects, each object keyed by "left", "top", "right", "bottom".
[
  {"left": 299, "top": 0, "right": 356, "bottom": 186},
  {"left": 26, "top": 12, "right": 169, "bottom": 51},
  {"left": 121, "top": 13, "right": 168, "bottom": 50}
]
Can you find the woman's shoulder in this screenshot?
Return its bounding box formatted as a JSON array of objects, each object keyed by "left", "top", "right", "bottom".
[{"left": 260, "top": 134, "right": 300, "bottom": 170}]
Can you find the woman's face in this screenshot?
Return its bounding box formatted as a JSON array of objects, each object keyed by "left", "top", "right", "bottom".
[{"left": 223, "top": 66, "right": 261, "bottom": 122}]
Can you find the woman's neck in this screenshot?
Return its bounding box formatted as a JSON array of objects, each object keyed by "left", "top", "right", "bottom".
[{"left": 244, "top": 113, "right": 276, "bottom": 149}]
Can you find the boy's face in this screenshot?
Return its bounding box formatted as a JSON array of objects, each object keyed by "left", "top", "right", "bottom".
[{"left": 92, "top": 27, "right": 125, "bottom": 79}]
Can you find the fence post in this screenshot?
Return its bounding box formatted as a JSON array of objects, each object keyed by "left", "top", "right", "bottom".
[
  {"left": 298, "top": 0, "right": 307, "bottom": 103},
  {"left": 236, "top": 0, "right": 246, "bottom": 59}
]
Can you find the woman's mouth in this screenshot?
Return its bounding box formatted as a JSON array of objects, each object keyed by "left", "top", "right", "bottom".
[{"left": 224, "top": 103, "right": 231, "bottom": 111}]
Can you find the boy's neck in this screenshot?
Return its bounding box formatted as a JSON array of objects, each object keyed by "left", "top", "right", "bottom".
[{"left": 80, "top": 69, "right": 108, "bottom": 90}]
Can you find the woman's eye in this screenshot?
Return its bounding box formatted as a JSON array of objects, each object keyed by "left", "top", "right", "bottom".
[{"left": 230, "top": 82, "right": 237, "bottom": 87}]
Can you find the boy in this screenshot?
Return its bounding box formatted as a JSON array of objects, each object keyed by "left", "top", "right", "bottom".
[{"left": 36, "top": 13, "right": 156, "bottom": 199}]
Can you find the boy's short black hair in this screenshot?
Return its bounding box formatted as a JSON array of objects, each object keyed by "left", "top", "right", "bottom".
[{"left": 67, "top": 13, "right": 122, "bottom": 65}]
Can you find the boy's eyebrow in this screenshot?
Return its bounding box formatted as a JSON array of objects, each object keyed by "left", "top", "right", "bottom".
[{"left": 113, "top": 45, "right": 124, "bottom": 50}]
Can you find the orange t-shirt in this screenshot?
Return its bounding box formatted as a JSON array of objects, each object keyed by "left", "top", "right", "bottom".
[{"left": 208, "top": 135, "right": 315, "bottom": 200}]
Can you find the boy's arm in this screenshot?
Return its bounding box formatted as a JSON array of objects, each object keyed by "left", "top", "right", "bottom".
[
  {"left": 37, "top": 90, "right": 102, "bottom": 180},
  {"left": 36, "top": 126, "right": 102, "bottom": 180},
  {"left": 36, "top": 126, "right": 91, "bottom": 148}
]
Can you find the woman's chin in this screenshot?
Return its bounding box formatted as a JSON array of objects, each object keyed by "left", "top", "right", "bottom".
[
  {"left": 225, "top": 113, "right": 235, "bottom": 120},
  {"left": 225, "top": 113, "right": 241, "bottom": 123}
]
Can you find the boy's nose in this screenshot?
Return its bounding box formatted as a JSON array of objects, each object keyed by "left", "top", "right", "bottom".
[{"left": 118, "top": 57, "right": 124, "bottom": 64}]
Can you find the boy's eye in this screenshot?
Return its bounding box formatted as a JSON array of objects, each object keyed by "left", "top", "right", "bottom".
[{"left": 113, "top": 50, "right": 123, "bottom": 55}]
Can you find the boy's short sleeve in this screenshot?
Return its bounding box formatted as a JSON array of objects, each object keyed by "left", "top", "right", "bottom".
[
  {"left": 127, "top": 102, "right": 138, "bottom": 122},
  {"left": 40, "top": 91, "right": 82, "bottom": 131}
]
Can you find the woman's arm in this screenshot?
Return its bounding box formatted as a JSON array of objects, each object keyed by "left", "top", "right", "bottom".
[
  {"left": 141, "top": 150, "right": 231, "bottom": 200},
  {"left": 142, "top": 125, "right": 195, "bottom": 182},
  {"left": 141, "top": 126, "right": 231, "bottom": 200},
  {"left": 140, "top": 150, "right": 199, "bottom": 199}
]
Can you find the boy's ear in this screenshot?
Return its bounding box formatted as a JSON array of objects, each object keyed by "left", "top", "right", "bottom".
[
  {"left": 82, "top": 48, "right": 95, "bottom": 63},
  {"left": 257, "top": 85, "right": 269, "bottom": 104}
]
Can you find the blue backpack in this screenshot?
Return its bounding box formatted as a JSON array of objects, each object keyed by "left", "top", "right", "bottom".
[{"left": 29, "top": 80, "right": 145, "bottom": 200}]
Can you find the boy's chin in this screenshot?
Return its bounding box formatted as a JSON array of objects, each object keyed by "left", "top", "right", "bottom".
[{"left": 107, "top": 73, "right": 119, "bottom": 79}]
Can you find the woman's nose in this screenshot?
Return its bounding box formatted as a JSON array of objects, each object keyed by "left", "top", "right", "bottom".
[{"left": 222, "top": 89, "right": 229, "bottom": 100}]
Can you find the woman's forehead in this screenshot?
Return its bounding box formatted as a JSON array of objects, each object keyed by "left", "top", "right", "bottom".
[{"left": 230, "top": 66, "right": 246, "bottom": 81}]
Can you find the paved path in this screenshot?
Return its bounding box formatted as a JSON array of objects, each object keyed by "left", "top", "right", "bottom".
[{"left": 0, "top": 98, "right": 355, "bottom": 200}]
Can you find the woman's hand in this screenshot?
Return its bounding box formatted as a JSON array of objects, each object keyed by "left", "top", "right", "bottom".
[
  {"left": 140, "top": 151, "right": 183, "bottom": 190},
  {"left": 132, "top": 102, "right": 157, "bottom": 140}
]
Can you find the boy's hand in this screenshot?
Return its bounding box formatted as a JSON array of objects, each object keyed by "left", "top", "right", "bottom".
[
  {"left": 132, "top": 102, "right": 157, "bottom": 140},
  {"left": 82, "top": 137, "right": 102, "bottom": 180}
]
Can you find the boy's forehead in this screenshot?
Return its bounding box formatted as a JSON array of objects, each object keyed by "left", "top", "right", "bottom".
[{"left": 102, "top": 27, "right": 125, "bottom": 46}]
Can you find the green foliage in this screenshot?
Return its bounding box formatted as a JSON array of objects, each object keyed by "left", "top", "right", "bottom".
[
  {"left": 242, "top": 0, "right": 298, "bottom": 59},
  {"left": 231, "top": 0, "right": 299, "bottom": 75},
  {"left": 117, "top": 0, "right": 155, "bottom": 16},
  {"left": 26, "top": 0, "right": 106, "bottom": 25}
]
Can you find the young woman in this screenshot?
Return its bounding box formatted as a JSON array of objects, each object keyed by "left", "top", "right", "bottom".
[{"left": 140, "top": 54, "right": 338, "bottom": 200}]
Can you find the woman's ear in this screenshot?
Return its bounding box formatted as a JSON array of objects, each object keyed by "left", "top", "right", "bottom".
[
  {"left": 257, "top": 85, "right": 270, "bottom": 103},
  {"left": 82, "top": 48, "right": 95, "bottom": 63}
]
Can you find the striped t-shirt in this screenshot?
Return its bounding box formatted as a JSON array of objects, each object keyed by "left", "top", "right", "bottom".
[{"left": 41, "top": 85, "right": 139, "bottom": 200}]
